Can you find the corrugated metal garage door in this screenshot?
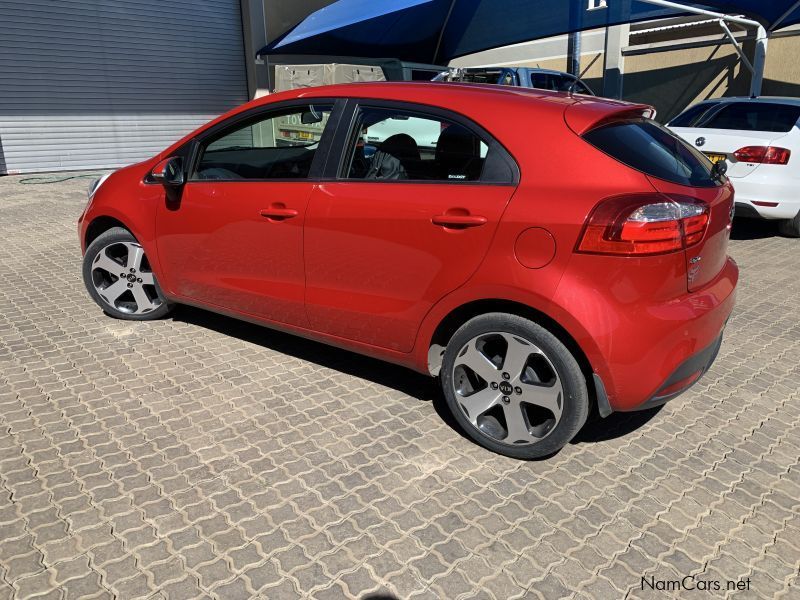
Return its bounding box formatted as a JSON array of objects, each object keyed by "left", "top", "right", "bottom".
[{"left": 0, "top": 0, "right": 249, "bottom": 174}]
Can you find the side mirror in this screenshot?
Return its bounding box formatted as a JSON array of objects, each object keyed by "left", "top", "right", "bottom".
[{"left": 150, "top": 157, "right": 184, "bottom": 186}]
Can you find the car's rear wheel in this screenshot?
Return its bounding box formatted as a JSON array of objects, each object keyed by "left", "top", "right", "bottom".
[
  {"left": 82, "top": 227, "right": 172, "bottom": 320},
  {"left": 778, "top": 211, "right": 800, "bottom": 238},
  {"left": 440, "top": 313, "right": 589, "bottom": 459}
]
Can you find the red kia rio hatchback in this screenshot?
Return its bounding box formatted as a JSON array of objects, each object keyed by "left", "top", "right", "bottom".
[{"left": 79, "top": 82, "right": 737, "bottom": 459}]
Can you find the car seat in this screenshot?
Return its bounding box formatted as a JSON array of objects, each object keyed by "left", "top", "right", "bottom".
[{"left": 366, "top": 133, "right": 420, "bottom": 180}]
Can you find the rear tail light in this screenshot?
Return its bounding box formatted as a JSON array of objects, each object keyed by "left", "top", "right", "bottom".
[
  {"left": 733, "top": 146, "right": 791, "bottom": 165},
  {"left": 576, "top": 193, "right": 709, "bottom": 256}
]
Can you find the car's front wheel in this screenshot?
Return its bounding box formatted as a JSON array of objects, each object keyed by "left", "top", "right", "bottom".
[
  {"left": 82, "top": 227, "right": 172, "bottom": 320},
  {"left": 778, "top": 211, "right": 800, "bottom": 238},
  {"left": 440, "top": 313, "right": 589, "bottom": 459}
]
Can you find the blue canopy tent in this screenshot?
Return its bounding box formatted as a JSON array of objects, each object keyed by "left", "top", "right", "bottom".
[{"left": 259, "top": 0, "right": 800, "bottom": 95}]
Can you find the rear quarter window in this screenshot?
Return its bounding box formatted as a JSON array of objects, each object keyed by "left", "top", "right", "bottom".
[{"left": 584, "top": 118, "right": 718, "bottom": 188}]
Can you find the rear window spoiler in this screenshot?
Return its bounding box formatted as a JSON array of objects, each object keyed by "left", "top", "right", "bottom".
[{"left": 565, "top": 101, "right": 656, "bottom": 136}]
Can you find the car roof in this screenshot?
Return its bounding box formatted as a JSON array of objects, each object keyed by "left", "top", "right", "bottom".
[
  {"left": 693, "top": 96, "right": 800, "bottom": 107},
  {"left": 463, "top": 66, "right": 578, "bottom": 77},
  {"left": 162, "top": 82, "right": 650, "bottom": 158},
  {"left": 518, "top": 67, "right": 578, "bottom": 77},
  {"left": 293, "top": 81, "right": 592, "bottom": 104}
]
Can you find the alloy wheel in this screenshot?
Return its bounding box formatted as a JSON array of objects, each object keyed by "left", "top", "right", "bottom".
[
  {"left": 90, "top": 241, "right": 163, "bottom": 315},
  {"left": 451, "top": 332, "right": 563, "bottom": 445}
]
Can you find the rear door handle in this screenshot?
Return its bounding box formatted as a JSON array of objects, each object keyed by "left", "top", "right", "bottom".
[
  {"left": 432, "top": 214, "right": 487, "bottom": 228},
  {"left": 259, "top": 206, "right": 299, "bottom": 221}
]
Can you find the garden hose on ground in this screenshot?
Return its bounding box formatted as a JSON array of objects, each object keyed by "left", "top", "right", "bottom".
[{"left": 19, "top": 174, "right": 104, "bottom": 185}]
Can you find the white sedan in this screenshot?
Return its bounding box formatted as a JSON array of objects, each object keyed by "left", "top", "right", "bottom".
[{"left": 668, "top": 97, "right": 800, "bottom": 237}]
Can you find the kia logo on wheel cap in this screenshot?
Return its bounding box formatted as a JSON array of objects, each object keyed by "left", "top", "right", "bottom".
[{"left": 695, "top": 137, "right": 706, "bottom": 147}]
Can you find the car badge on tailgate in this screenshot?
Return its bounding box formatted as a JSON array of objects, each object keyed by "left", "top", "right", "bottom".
[{"left": 695, "top": 137, "right": 705, "bottom": 147}]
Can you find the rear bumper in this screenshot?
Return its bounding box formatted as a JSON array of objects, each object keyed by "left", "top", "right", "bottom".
[
  {"left": 558, "top": 256, "right": 738, "bottom": 414},
  {"left": 734, "top": 202, "right": 762, "bottom": 219},
  {"left": 730, "top": 176, "right": 800, "bottom": 220},
  {"left": 620, "top": 329, "right": 723, "bottom": 413}
]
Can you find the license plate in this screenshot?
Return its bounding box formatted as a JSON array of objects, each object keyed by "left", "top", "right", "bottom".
[
  {"left": 704, "top": 153, "right": 726, "bottom": 164},
  {"left": 298, "top": 131, "right": 313, "bottom": 140}
]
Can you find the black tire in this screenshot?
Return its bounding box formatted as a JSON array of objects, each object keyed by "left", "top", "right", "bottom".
[
  {"left": 440, "top": 313, "right": 589, "bottom": 459},
  {"left": 82, "top": 227, "right": 173, "bottom": 321},
  {"left": 778, "top": 211, "right": 800, "bottom": 238}
]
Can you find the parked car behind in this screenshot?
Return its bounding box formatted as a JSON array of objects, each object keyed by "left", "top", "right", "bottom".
[
  {"left": 434, "top": 66, "right": 595, "bottom": 95},
  {"left": 367, "top": 67, "right": 595, "bottom": 149},
  {"left": 79, "top": 83, "right": 737, "bottom": 459},
  {"left": 668, "top": 97, "right": 800, "bottom": 236}
]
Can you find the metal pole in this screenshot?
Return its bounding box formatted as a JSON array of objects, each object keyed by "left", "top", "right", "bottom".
[
  {"left": 750, "top": 25, "right": 768, "bottom": 96},
  {"left": 603, "top": 24, "right": 629, "bottom": 99},
  {"left": 635, "top": 0, "right": 763, "bottom": 28},
  {"left": 718, "top": 19, "right": 754, "bottom": 74},
  {"left": 637, "top": 0, "right": 767, "bottom": 99},
  {"left": 567, "top": 31, "right": 581, "bottom": 76}
]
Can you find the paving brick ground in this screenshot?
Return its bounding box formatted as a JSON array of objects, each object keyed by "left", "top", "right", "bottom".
[{"left": 0, "top": 173, "right": 797, "bottom": 600}]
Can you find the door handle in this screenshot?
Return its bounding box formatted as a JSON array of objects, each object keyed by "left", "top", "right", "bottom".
[
  {"left": 259, "top": 206, "right": 299, "bottom": 221},
  {"left": 431, "top": 214, "right": 487, "bottom": 228}
]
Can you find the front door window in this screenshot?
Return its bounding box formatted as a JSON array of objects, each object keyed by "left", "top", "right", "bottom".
[{"left": 193, "top": 104, "right": 333, "bottom": 181}]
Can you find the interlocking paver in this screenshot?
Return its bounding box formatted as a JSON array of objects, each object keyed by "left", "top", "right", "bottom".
[{"left": 0, "top": 174, "right": 798, "bottom": 599}]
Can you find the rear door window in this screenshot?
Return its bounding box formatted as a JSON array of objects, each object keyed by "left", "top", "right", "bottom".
[
  {"left": 343, "top": 106, "right": 489, "bottom": 182},
  {"left": 584, "top": 118, "right": 718, "bottom": 187},
  {"left": 696, "top": 102, "right": 800, "bottom": 132}
]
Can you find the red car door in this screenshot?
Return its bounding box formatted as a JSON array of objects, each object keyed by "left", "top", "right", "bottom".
[
  {"left": 304, "top": 103, "right": 518, "bottom": 352},
  {"left": 156, "top": 102, "right": 337, "bottom": 327}
]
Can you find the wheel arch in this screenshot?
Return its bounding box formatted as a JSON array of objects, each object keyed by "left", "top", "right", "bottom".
[
  {"left": 82, "top": 212, "right": 166, "bottom": 296},
  {"left": 84, "top": 215, "right": 131, "bottom": 249},
  {"left": 425, "top": 298, "right": 598, "bottom": 406}
]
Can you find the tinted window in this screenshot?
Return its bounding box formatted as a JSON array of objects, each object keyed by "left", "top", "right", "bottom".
[
  {"left": 554, "top": 75, "right": 577, "bottom": 92},
  {"left": 344, "top": 107, "right": 489, "bottom": 182},
  {"left": 531, "top": 73, "right": 557, "bottom": 91},
  {"left": 568, "top": 79, "right": 593, "bottom": 95},
  {"left": 411, "top": 69, "right": 440, "bottom": 81},
  {"left": 529, "top": 73, "right": 586, "bottom": 93},
  {"left": 696, "top": 102, "right": 800, "bottom": 132},
  {"left": 194, "top": 104, "right": 333, "bottom": 180},
  {"left": 668, "top": 102, "right": 719, "bottom": 127},
  {"left": 584, "top": 119, "right": 718, "bottom": 187},
  {"left": 460, "top": 69, "right": 504, "bottom": 84}
]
